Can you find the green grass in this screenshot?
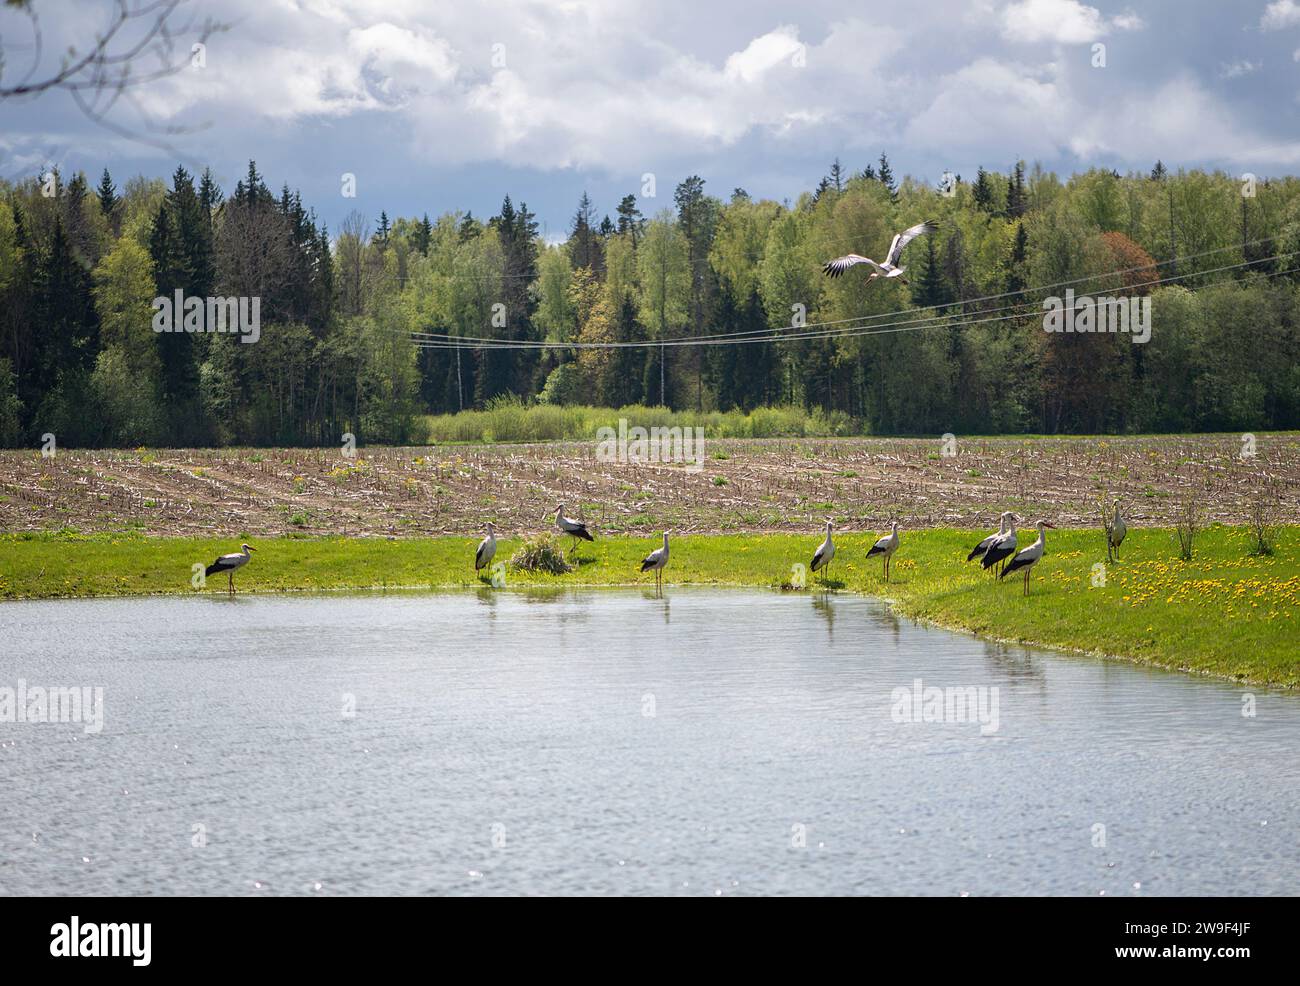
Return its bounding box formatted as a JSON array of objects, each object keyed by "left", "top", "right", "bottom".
[
  {"left": 419, "top": 399, "right": 859, "bottom": 443},
  {"left": 2, "top": 526, "right": 1297, "bottom": 686}
]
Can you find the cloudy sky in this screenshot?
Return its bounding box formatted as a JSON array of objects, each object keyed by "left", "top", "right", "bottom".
[{"left": 3, "top": 0, "right": 1300, "bottom": 236}]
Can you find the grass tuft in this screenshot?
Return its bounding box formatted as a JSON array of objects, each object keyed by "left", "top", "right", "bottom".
[{"left": 509, "top": 536, "right": 573, "bottom": 575}]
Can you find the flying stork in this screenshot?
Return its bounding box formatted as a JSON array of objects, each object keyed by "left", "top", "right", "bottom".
[
  {"left": 1000, "top": 521, "right": 1055, "bottom": 596},
  {"left": 205, "top": 543, "right": 255, "bottom": 595},
  {"left": 822, "top": 220, "right": 939, "bottom": 284},
  {"left": 866, "top": 521, "right": 900, "bottom": 581}
]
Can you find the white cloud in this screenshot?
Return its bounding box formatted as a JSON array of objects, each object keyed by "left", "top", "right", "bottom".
[
  {"left": 1219, "top": 59, "right": 1261, "bottom": 78},
  {"left": 1000, "top": 0, "right": 1143, "bottom": 44},
  {"left": 1261, "top": 1, "right": 1300, "bottom": 30},
  {"left": 723, "top": 26, "right": 804, "bottom": 83},
  {"left": 1068, "top": 75, "right": 1300, "bottom": 165},
  {"left": 6, "top": 0, "right": 1300, "bottom": 197},
  {"left": 903, "top": 54, "right": 1300, "bottom": 172},
  {"left": 903, "top": 57, "right": 1071, "bottom": 166}
]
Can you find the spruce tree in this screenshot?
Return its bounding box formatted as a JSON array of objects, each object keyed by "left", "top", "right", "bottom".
[
  {"left": 616, "top": 194, "right": 643, "bottom": 239},
  {"left": 911, "top": 235, "right": 952, "bottom": 308},
  {"left": 1006, "top": 161, "right": 1027, "bottom": 218},
  {"left": 877, "top": 153, "right": 895, "bottom": 196},
  {"left": 972, "top": 167, "right": 995, "bottom": 212},
  {"left": 829, "top": 158, "right": 845, "bottom": 192},
  {"left": 415, "top": 213, "right": 433, "bottom": 255},
  {"left": 96, "top": 169, "right": 117, "bottom": 216},
  {"left": 1006, "top": 222, "right": 1029, "bottom": 297}
]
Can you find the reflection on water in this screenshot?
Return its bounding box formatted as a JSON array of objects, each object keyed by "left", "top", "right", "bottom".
[{"left": 0, "top": 588, "right": 1296, "bottom": 897}]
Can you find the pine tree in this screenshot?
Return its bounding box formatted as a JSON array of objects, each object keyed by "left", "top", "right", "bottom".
[
  {"left": 567, "top": 192, "right": 602, "bottom": 272},
  {"left": 1150, "top": 160, "right": 1167, "bottom": 181},
  {"left": 910, "top": 235, "right": 951, "bottom": 308},
  {"left": 674, "top": 175, "right": 716, "bottom": 410},
  {"left": 877, "top": 153, "right": 895, "bottom": 195},
  {"left": 62, "top": 172, "right": 96, "bottom": 265},
  {"left": 1006, "top": 161, "right": 1027, "bottom": 218},
  {"left": 198, "top": 168, "right": 223, "bottom": 229},
  {"left": 860, "top": 164, "right": 876, "bottom": 182},
  {"left": 1006, "top": 222, "right": 1029, "bottom": 297},
  {"left": 616, "top": 194, "right": 644, "bottom": 239},
  {"left": 941, "top": 228, "right": 969, "bottom": 312},
  {"left": 829, "top": 158, "right": 845, "bottom": 192},
  {"left": 232, "top": 160, "right": 271, "bottom": 208},
  {"left": 31, "top": 219, "right": 99, "bottom": 444},
  {"left": 415, "top": 213, "right": 433, "bottom": 255},
  {"left": 96, "top": 169, "right": 117, "bottom": 217},
  {"left": 972, "top": 167, "right": 995, "bottom": 212},
  {"left": 458, "top": 211, "right": 482, "bottom": 242},
  {"left": 374, "top": 211, "right": 391, "bottom": 248},
  {"left": 34, "top": 219, "right": 98, "bottom": 379}
]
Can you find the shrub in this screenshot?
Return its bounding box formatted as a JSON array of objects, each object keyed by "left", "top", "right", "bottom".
[{"left": 509, "top": 536, "right": 573, "bottom": 575}]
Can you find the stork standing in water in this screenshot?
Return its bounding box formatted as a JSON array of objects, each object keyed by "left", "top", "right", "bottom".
[
  {"left": 475, "top": 522, "right": 497, "bottom": 576},
  {"left": 1108, "top": 499, "right": 1127, "bottom": 561},
  {"left": 205, "top": 543, "right": 255, "bottom": 595},
  {"left": 822, "top": 220, "right": 938, "bottom": 285},
  {"left": 640, "top": 532, "right": 670, "bottom": 592},
  {"left": 1000, "top": 521, "right": 1055, "bottom": 596},
  {"left": 980, "top": 514, "right": 1020, "bottom": 576},
  {"left": 866, "top": 522, "right": 900, "bottom": 581},
  {"left": 967, "top": 512, "right": 1015, "bottom": 568},
  {"left": 810, "top": 520, "right": 835, "bottom": 585},
  {"left": 552, "top": 503, "right": 595, "bottom": 557}
]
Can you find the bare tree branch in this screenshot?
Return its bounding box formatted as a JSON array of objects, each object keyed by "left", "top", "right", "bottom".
[{"left": 0, "top": 0, "right": 225, "bottom": 153}]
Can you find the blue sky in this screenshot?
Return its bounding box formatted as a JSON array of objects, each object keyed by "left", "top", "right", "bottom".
[{"left": 3, "top": 0, "right": 1300, "bottom": 238}]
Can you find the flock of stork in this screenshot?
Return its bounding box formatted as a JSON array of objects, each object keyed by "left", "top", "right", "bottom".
[
  {"left": 204, "top": 500, "right": 1129, "bottom": 599},
  {"left": 465, "top": 502, "right": 1130, "bottom": 598},
  {"left": 202, "top": 222, "right": 1133, "bottom": 599}
]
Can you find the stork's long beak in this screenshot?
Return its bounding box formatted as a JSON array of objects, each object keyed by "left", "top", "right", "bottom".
[{"left": 247, "top": 547, "right": 256, "bottom": 552}]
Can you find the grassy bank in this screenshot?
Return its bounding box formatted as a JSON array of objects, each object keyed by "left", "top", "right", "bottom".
[
  {"left": 420, "top": 400, "right": 859, "bottom": 443},
  {"left": 2, "top": 526, "right": 1297, "bottom": 686}
]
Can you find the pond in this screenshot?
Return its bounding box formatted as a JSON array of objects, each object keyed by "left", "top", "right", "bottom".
[{"left": 1, "top": 588, "right": 1296, "bottom": 896}]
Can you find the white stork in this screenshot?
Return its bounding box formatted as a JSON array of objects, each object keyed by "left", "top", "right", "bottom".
[
  {"left": 205, "top": 543, "right": 255, "bottom": 595},
  {"left": 810, "top": 520, "right": 835, "bottom": 583},
  {"left": 475, "top": 522, "right": 497, "bottom": 575},
  {"left": 640, "top": 532, "right": 670, "bottom": 591},
  {"left": 1108, "top": 499, "right": 1127, "bottom": 560},
  {"left": 553, "top": 503, "right": 595, "bottom": 557},
  {"left": 980, "top": 515, "right": 1020, "bottom": 575},
  {"left": 822, "top": 219, "right": 939, "bottom": 284},
  {"left": 866, "top": 521, "right": 900, "bottom": 581},
  {"left": 1000, "top": 521, "right": 1055, "bottom": 596},
  {"left": 967, "top": 512, "right": 1015, "bottom": 566}
]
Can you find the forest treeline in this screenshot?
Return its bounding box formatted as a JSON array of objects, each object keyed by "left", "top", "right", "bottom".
[{"left": 1, "top": 156, "right": 1299, "bottom": 447}]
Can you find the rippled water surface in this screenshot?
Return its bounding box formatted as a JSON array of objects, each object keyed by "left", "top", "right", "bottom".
[{"left": 1, "top": 589, "right": 1297, "bottom": 896}]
